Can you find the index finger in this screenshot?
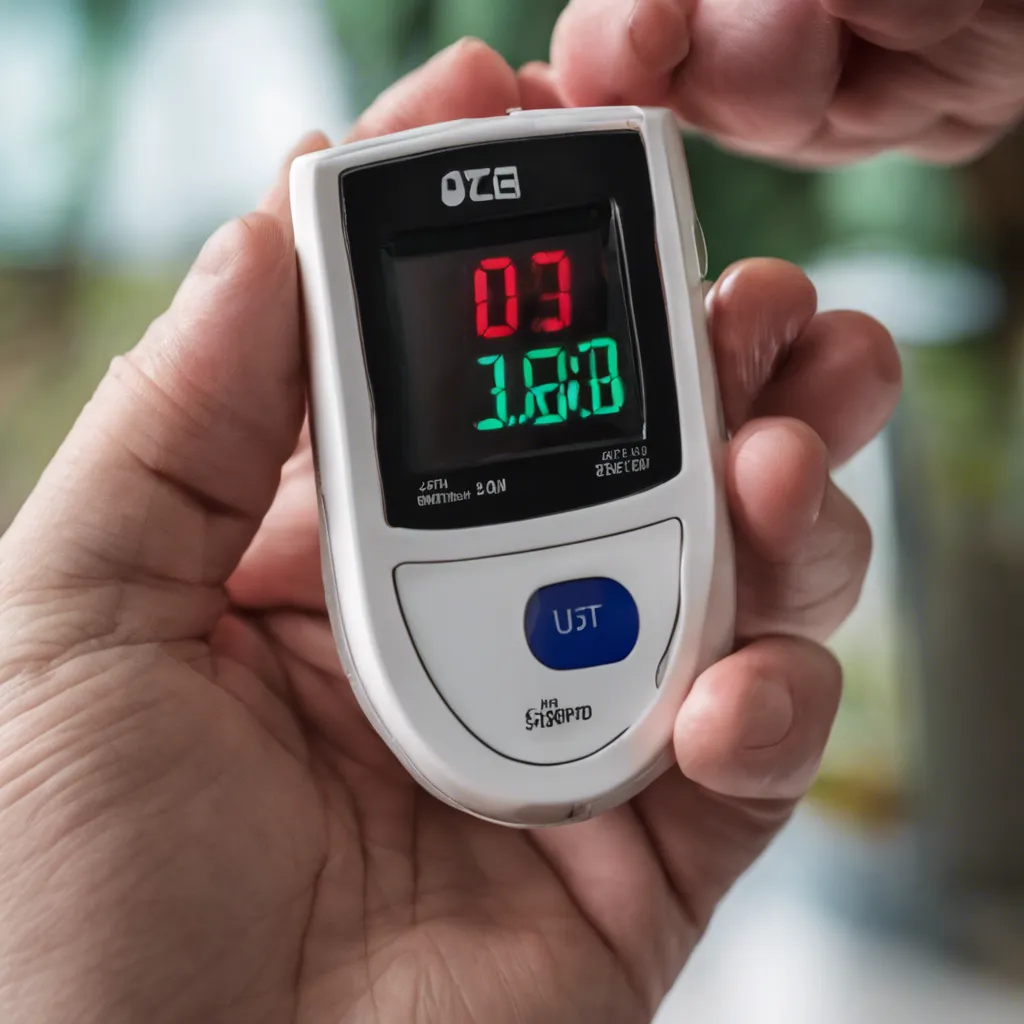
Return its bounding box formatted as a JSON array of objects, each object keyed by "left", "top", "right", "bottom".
[{"left": 347, "top": 37, "right": 519, "bottom": 142}]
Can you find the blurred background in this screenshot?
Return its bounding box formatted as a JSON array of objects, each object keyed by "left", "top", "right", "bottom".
[{"left": 1, "top": 1, "right": 1023, "bottom": 1020}]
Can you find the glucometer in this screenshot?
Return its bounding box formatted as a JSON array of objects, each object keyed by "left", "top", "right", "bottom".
[{"left": 291, "top": 106, "right": 735, "bottom": 827}]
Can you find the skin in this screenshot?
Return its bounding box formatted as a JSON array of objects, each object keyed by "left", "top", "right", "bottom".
[
  {"left": 0, "top": 39, "right": 901, "bottom": 1024},
  {"left": 536, "top": 0, "right": 1024, "bottom": 164}
]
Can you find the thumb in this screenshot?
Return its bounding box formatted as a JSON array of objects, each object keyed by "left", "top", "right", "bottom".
[{"left": 0, "top": 134, "right": 328, "bottom": 642}]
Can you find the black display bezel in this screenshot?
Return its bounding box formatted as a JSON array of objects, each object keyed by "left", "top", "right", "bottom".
[
  {"left": 341, "top": 130, "right": 681, "bottom": 529},
  {"left": 383, "top": 202, "right": 646, "bottom": 473}
]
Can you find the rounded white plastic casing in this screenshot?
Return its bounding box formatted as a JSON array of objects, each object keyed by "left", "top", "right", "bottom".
[{"left": 290, "top": 107, "right": 735, "bottom": 827}]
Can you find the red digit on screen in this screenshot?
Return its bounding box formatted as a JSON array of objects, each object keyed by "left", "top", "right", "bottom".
[
  {"left": 532, "top": 250, "right": 572, "bottom": 333},
  {"left": 475, "top": 257, "right": 518, "bottom": 338}
]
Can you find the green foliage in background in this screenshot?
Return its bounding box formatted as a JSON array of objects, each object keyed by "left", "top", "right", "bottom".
[
  {"left": 818, "top": 154, "right": 977, "bottom": 260},
  {"left": 73, "top": 0, "right": 137, "bottom": 241},
  {"left": 688, "top": 141, "right": 821, "bottom": 277},
  {"left": 21, "top": 0, "right": 139, "bottom": 258},
  {"left": 0, "top": 265, "right": 181, "bottom": 525},
  {"left": 323, "top": 0, "right": 564, "bottom": 110}
]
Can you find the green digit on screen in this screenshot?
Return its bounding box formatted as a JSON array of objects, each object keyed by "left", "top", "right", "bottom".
[
  {"left": 475, "top": 354, "right": 506, "bottom": 431},
  {"left": 523, "top": 347, "right": 568, "bottom": 425},
  {"left": 587, "top": 337, "right": 625, "bottom": 415},
  {"left": 576, "top": 342, "right": 592, "bottom": 417}
]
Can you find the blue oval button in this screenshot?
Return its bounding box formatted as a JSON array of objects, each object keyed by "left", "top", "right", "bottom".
[{"left": 524, "top": 577, "right": 640, "bottom": 671}]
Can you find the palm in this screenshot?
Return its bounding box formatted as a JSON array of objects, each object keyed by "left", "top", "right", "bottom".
[
  {"left": 118, "top": 263, "right": 886, "bottom": 1024},
  {"left": 170, "top": 584, "right": 692, "bottom": 1024},
  {"left": 189, "top": 357, "right": 875, "bottom": 1021}
]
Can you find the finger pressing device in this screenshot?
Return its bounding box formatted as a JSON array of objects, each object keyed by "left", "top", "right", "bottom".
[{"left": 291, "top": 107, "right": 735, "bottom": 826}]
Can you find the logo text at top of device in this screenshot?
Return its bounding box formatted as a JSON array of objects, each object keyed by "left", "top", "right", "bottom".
[{"left": 442, "top": 167, "right": 521, "bottom": 207}]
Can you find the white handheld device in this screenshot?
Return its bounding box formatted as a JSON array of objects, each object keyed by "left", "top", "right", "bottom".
[{"left": 291, "top": 106, "right": 735, "bottom": 827}]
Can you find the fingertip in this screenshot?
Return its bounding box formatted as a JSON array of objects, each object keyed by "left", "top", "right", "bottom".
[
  {"left": 294, "top": 129, "right": 334, "bottom": 153},
  {"left": 709, "top": 258, "right": 818, "bottom": 323},
  {"left": 825, "top": 309, "right": 901, "bottom": 388},
  {"left": 277, "top": 130, "right": 333, "bottom": 176},
  {"left": 517, "top": 61, "right": 565, "bottom": 110},
  {"left": 446, "top": 35, "right": 508, "bottom": 68},
  {"left": 706, "top": 259, "right": 818, "bottom": 429},
  {"left": 549, "top": 0, "right": 606, "bottom": 106},
  {"left": 440, "top": 35, "right": 519, "bottom": 104},
  {"left": 675, "top": 638, "right": 842, "bottom": 800},
  {"left": 259, "top": 130, "right": 332, "bottom": 220},
  {"left": 729, "top": 417, "right": 829, "bottom": 561},
  {"left": 349, "top": 36, "right": 519, "bottom": 142}
]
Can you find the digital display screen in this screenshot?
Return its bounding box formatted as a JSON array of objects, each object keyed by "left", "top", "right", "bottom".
[{"left": 384, "top": 205, "right": 644, "bottom": 474}]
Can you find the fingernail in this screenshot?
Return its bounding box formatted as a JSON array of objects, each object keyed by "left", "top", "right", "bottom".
[{"left": 742, "top": 677, "right": 794, "bottom": 749}]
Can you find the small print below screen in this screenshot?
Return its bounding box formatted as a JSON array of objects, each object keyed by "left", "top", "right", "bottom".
[{"left": 385, "top": 207, "right": 644, "bottom": 475}]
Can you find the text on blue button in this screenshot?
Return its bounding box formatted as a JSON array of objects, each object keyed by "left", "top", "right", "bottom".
[{"left": 524, "top": 577, "right": 639, "bottom": 671}]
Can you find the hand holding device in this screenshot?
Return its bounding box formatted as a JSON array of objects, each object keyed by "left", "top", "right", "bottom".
[
  {"left": 548, "top": 0, "right": 1024, "bottom": 165},
  {"left": 0, "top": 40, "right": 899, "bottom": 1023}
]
